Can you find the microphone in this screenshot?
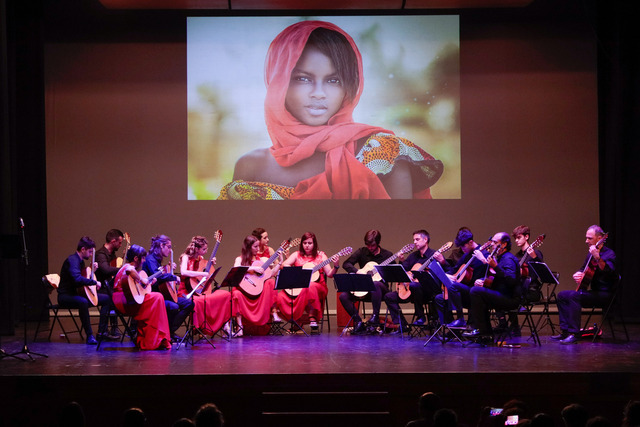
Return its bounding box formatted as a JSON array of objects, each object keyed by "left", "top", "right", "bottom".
[{"left": 19, "top": 217, "right": 25, "bottom": 228}]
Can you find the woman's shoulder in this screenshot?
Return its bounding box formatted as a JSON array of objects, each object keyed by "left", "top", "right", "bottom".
[{"left": 233, "top": 148, "right": 273, "bottom": 181}]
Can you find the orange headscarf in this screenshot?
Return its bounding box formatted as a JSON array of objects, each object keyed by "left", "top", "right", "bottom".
[{"left": 264, "top": 20, "right": 393, "bottom": 199}]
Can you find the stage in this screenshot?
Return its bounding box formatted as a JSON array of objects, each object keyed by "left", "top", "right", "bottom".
[{"left": 1, "top": 319, "right": 639, "bottom": 427}]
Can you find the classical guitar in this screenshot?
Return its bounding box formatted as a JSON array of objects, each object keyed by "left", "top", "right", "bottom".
[
  {"left": 239, "top": 238, "right": 301, "bottom": 298},
  {"left": 80, "top": 250, "right": 99, "bottom": 306},
  {"left": 398, "top": 241, "right": 454, "bottom": 300},
  {"left": 284, "top": 246, "right": 353, "bottom": 298},
  {"left": 451, "top": 240, "right": 492, "bottom": 284},
  {"left": 124, "top": 267, "right": 164, "bottom": 304},
  {"left": 187, "top": 230, "right": 223, "bottom": 298},
  {"left": 112, "top": 232, "right": 131, "bottom": 268},
  {"left": 479, "top": 244, "right": 500, "bottom": 289},
  {"left": 576, "top": 232, "right": 609, "bottom": 292},
  {"left": 158, "top": 249, "right": 179, "bottom": 303},
  {"left": 353, "top": 243, "right": 415, "bottom": 298},
  {"left": 519, "top": 234, "right": 545, "bottom": 278}
]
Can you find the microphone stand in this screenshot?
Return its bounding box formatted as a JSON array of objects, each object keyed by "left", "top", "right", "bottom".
[{"left": 11, "top": 218, "right": 47, "bottom": 361}]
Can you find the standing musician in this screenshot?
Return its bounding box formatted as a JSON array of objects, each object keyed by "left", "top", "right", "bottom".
[
  {"left": 339, "top": 229, "right": 394, "bottom": 334},
  {"left": 58, "top": 236, "right": 111, "bottom": 345},
  {"left": 434, "top": 229, "right": 488, "bottom": 328},
  {"left": 552, "top": 225, "right": 617, "bottom": 344},
  {"left": 179, "top": 236, "right": 232, "bottom": 336},
  {"left": 463, "top": 232, "right": 520, "bottom": 342},
  {"left": 276, "top": 232, "right": 340, "bottom": 331},
  {"left": 232, "top": 235, "right": 283, "bottom": 336},
  {"left": 112, "top": 244, "right": 172, "bottom": 350},
  {"left": 95, "top": 228, "right": 125, "bottom": 337},
  {"left": 384, "top": 229, "right": 447, "bottom": 329},
  {"left": 144, "top": 235, "right": 194, "bottom": 342}
]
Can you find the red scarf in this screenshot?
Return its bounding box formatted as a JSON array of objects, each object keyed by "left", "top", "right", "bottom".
[{"left": 264, "top": 20, "right": 393, "bottom": 199}]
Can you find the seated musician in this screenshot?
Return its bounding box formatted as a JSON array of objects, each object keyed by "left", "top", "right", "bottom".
[
  {"left": 95, "top": 228, "right": 125, "bottom": 338},
  {"left": 112, "top": 244, "right": 172, "bottom": 350},
  {"left": 552, "top": 225, "right": 616, "bottom": 344},
  {"left": 434, "top": 229, "right": 488, "bottom": 328},
  {"left": 143, "top": 235, "right": 194, "bottom": 342},
  {"left": 384, "top": 229, "right": 447, "bottom": 329},
  {"left": 339, "top": 229, "right": 394, "bottom": 334},
  {"left": 276, "top": 232, "right": 340, "bottom": 330},
  {"left": 446, "top": 227, "right": 471, "bottom": 268},
  {"left": 232, "top": 235, "right": 283, "bottom": 337},
  {"left": 57, "top": 236, "right": 111, "bottom": 345},
  {"left": 462, "top": 232, "right": 520, "bottom": 342},
  {"left": 179, "top": 236, "right": 232, "bottom": 337}
]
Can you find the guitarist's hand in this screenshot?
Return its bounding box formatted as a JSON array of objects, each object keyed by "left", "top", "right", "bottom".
[
  {"left": 433, "top": 252, "right": 445, "bottom": 263},
  {"left": 589, "top": 245, "right": 601, "bottom": 259},
  {"left": 474, "top": 278, "right": 485, "bottom": 287},
  {"left": 251, "top": 266, "right": 265, "bottom": 275},
  {"left": 474, "top": 250, "right": 488, "bottom": 264},
  {"left": 397, "top": 253, "right": 407, "bottom": 263},
  {"left": 96, "top": 280, "right": 102, "bottom": 290},
  {"left": 573, "top": 271, "right": 584, "bottom": 285},
  {"left": 526, "top": 246, "right": 537, "bottom": 259},
  {"left": 92, "top": 261, "right": 99, "bottom": 271}
]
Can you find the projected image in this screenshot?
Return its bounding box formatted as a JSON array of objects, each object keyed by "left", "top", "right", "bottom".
[{"left": 188, "top": 16, "right": 460, "bottom": 200}]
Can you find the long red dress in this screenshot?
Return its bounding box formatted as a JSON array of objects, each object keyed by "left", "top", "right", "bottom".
[
  {"left": 276, "top": 251, "right": 328, "bottom": 323},
  {"left": 179, "top": 256, "right": 232, "bottom": 335},
  {"left": 113, "top": 264, "right": 172, "bottom": 350},
  {"left": 232, "top": 251, "right": 278, "bottom": 328}
]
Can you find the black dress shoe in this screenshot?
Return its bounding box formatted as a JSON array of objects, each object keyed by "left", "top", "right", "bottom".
[
  {"left": 86, "top": 335, "right": 98, "bottom": 345},
  {"left": 448, "top": 319, "right": 466, "bottom": 328},
  {"left": 413, "top": 317, "right": 427, "bottom": 325},
  {"left": 353, "top": 321, "right": 366, "bottom": 334},
  {"left": 560, "top": 334, "right": 579, "bottom": 344},
  {"left": 367, "top": 314, "right": 379, "bottom": 325},
  {"left": 462, "top": 329, "right": 481, "bottom": 338},
  {"left": 551, "top": 332, "right": 569, "bottom": 340}
]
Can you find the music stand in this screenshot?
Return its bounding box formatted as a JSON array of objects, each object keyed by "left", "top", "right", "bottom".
[
  {"left": 275, "top": 267, "right": 312, "bottom": 336},
  {"left": 528, "top": 261, "right": 560, "bottom": 334},
  {"left": 221, "top": 266, "right": 249, "bottom": 339},
  {"left": 334, "top": 274, "right": 375, "bottom": 336},
  {"left": 374, "top": 265, "right": 412, "bottom": 284},
  {"left": 424, "top": 261, "right": 464, "bottom": 346},
  {"left": 176, "top": 270, "right": 223, "bottom": 350}
]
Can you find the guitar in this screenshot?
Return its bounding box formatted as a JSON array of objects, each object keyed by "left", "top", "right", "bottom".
[
  {"left": 284, "top": 246, "right": 353, "bottom": 298},
  {"left": 112, "top": 232, "right": 131, "bottom": 268},
  {"left": 239, "top": 238, "right": 300, "bottom": 298},
  {"left": 353, "top": 243, "right": 416, "bottom": 298},
  {"left": 398, "top": 241, "right": 454, "bottom": 300},
  {"left": 158, "top": 249, "right": 179, "bottom": 303},
  {"left": 576, "top": 232, "right": 609, "bottom": 291},
  {"left": 80, "top": 250, "right": 99, "bottom": 306},
  {"left": 451, "top": 240, "right": 493, "bottom": 284},
  {"left": 519, "top": 234, "right": 545, "bottom": 278},
  {"left": 123, "top": 267, "right": 164, "bottom": 304},
  {"left": 187, "top": 230, "right": 223, "bottom": 297}
]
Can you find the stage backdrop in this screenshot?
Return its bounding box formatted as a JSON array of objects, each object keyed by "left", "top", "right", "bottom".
[{"left": 44, "top": 12, "right": 599, "bottom": 311}]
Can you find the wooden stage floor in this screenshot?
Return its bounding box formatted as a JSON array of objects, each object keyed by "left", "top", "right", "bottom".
[{"left": 1, "top": 319, "right": 639, "bottom": 427}]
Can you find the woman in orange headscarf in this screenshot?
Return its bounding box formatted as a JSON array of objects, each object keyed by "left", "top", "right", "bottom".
[{"left": 218, "top": 20, "right": 443, "bottom": 200}]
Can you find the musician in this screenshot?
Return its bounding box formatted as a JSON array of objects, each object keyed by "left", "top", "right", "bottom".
[
  {"left": 434, "top": 229, "right": 488, "bottom": 328},
  {"left": 446, "top": 227, "right": 471, "bottom": 268},
  {"left": 340, "top": 229, "right": 394, "bottom": 333},
  {"left": 179, "top": 236, "right": 232, "bottom": 337},
  {"left": 112, "top": 244, "right": 172, "bottom": 350},
  {"left": 276, "top": 232, "right": 340, "bottom": 330},
  {"left": 384, "top": 230, "right": 447, "bottom": 328},
  {"left": 95, "top": 229, "right": 125, "bottom": 337},
  {"left": 552, "top": 225, "right": 616, "bottom": 344},
  {"left": 462, "top": 232, "right": 520, "bottom": 341},
  {"left": 252, "top": 228, "right": 275, "bottom": 258},
  {"left": 232, "top": 235, "right": 283, "bottom": 336},
  {"left": 143, "top": 235, "right": 194, "bottom": 342},
  {"left": 58, "top": 236, "right": 111, "bottom": 344},
  {"left": 513, "top": 225, "right": 544, "bottom": 301}
]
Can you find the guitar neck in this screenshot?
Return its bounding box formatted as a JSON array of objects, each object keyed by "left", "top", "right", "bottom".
[
  {"left": 261, "top": 247, "right": 283, "bottom": 270},
  {"left": 203, "top": 241, "right": 221, "bottom": 272}
]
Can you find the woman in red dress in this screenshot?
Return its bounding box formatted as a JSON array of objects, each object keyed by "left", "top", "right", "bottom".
[
  {"left": 179, "top": 235, "right": 232, "bottom": 336},
  {"left": 277, "top": 232, "right": 340, "bottom": 330},
  {"left": 112, "top": 244, "right": 172, "bottom": 350},
  {"left": 231, "top": 235, "right": 283, "bottom": 336}
]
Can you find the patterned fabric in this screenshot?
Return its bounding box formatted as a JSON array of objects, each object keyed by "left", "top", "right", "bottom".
[{"left": 218, "top": 133, "right": 443, "bottom": 200}]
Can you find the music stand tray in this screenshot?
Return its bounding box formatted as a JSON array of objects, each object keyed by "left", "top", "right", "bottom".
[
  {"left": 528, "top": 262, "right": 559, "bottom": 285},
  {"left": 220, "top": 266, "right": 250, "bottom": 288},
  {"left": 374, "top": 265, "right": 411, "bottom": 284},
  {"left": 333, "top": 273, "right": 375, "bottom": 293},
  {"left": 275, "top": 267, "right": 313, "bottom": 336}
]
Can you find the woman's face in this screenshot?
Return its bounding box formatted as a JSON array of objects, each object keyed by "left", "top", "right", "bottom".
[
  {"left": 251, "top": 240, "right": 261, "bottom": 256},
  {"left": 196, "top": 244, "right": 208, "bottom": 258},
  {"left": 260, "top": 232, "right": 269, "bottom": 248},
  {"left": 302, "top": 238, "right": 314, "bottom": 255},
  {"left": 285, "top": 47, "right": 346, "bottom": 126}
]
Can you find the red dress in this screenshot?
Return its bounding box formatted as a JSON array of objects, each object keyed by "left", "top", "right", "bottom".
[
  {"left": 232, "top": 253, "right": 278, "bottom": 327},
  {"left": 179, "top": 256, "right": 232, "bottom": 335},
  {"left": 276, "top": 251, "right": 328, "bottom": 323},
  {"left": 113, "top": 264, "right": 172, "bottom": 350}
]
